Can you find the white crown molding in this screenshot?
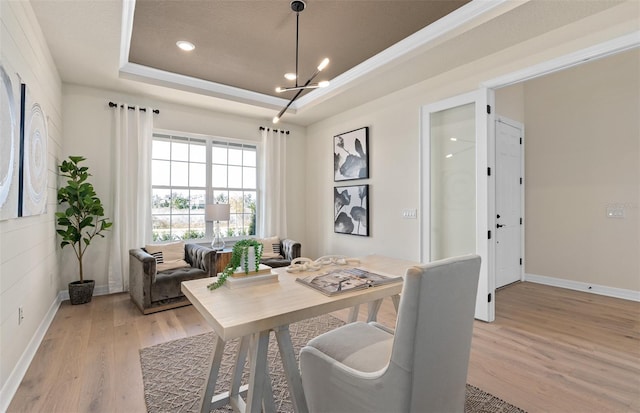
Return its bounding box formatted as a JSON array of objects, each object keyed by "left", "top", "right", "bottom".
[
  {"left": 482, "top": 31, "right": 640, "bottom": 89},
  {"left": 119, "top": 0, "right": 511, "bottom": 113},
  {"left": 119, "top": 63, "right": 288, "bottom": 110},
  {"left": 296, "top": 0, "right": 512, "bottom": 110},
  {"left": 120, "top": 0, "right": 136, "bottom": 69},
  {"left": 525, "top": 273, "right": 640, "bottom": 302}
]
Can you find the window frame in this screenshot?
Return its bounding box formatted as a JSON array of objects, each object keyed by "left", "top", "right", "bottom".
[{"left": 151, "top": 128, "right": 261, "bottom": 244}]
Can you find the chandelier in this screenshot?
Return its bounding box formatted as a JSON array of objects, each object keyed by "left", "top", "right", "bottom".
[{"left": 273, "top": 1, "right": 330, "bottom": 123}]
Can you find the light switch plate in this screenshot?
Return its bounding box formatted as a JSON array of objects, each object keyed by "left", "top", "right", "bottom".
[
  {"left": 402, "top": 209, "right": 417, "bottom": 219},
  {"left": 606, "top": 205, "right": 625, "bottom": 218}
]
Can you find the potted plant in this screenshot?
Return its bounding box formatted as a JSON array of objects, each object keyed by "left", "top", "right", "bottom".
[
  {"left": 208, "top": 239, "right": 263, "bottom": 290},
  {"left": 56, "top": 156, "right": 112, "bottom": 304}
]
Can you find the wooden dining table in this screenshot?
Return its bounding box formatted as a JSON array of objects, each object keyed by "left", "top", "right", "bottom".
[{"left": 181, "top": 254, "right": 418, "bottom": 413}]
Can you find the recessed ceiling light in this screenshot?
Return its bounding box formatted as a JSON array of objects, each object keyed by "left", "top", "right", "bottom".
[
  {"left": 176, "top": 40, "right": 195, "bottom": 51},
  {"left": 284, "top": 73, "right": 297, "bottom": 81}
]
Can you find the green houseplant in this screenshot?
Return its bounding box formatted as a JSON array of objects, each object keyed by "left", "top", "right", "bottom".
[
  {"left": 56, "top": 156, "right": 112, "bottom": 304},
  {"left": 208, "top": 239, "right": 263, "bottom": 290}
]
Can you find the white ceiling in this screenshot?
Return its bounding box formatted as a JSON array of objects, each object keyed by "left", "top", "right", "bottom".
[{"left": 29, "top": 0, "right": 628, "bottom": 126}]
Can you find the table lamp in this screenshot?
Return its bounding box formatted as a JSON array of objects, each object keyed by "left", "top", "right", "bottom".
[{"left": 205, "top": 203, "right": 230, "bottom": 251}]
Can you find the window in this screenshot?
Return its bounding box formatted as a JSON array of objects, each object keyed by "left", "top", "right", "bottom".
[{"left": 151, "top": 132, "right": 258, "bottom": 242}]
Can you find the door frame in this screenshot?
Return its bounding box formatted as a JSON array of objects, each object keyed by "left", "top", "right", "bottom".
[
  {"left": 420, "top": 89, "right": 493, "bottom": 322},
  {"left": 418, "top": 33, "right": 637, "bottom": 323},
  {"left": 494, "top": 116, "right": 525, "bottom": 287}
]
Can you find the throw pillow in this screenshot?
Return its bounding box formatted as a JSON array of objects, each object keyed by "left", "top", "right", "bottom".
[
  {"left": 259, "top": 236, "right": 283, "bottom": 259},
  {"left": 150, "top": 251, "right": 164, "bottom": 264},
  {"left": 145, "top": 240, "right": 185, "bottom": 262}
]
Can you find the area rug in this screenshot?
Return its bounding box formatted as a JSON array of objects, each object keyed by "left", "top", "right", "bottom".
[{"left": 140, "top": 314, "right": 525, "bottom": 413}]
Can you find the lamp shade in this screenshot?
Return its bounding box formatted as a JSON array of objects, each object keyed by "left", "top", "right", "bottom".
[{"left": 205, "top": 203, "right": 230, "bottom": 221}]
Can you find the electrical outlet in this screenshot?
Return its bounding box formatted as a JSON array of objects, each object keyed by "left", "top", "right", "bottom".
[{"left": 18, "top": 307, "right": 24, "bottom": 325}]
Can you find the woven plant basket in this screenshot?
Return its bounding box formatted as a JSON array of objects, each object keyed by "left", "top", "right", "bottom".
[{"left": 68, "top": 280, "right": 95, "bottom": 305}]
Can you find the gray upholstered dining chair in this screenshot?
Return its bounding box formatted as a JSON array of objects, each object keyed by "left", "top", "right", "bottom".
[{"left": 299, "top": 254, "right": 481, "bottom": 413}]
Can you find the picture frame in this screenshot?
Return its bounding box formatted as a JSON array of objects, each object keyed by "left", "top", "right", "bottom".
[
  {"left": 334, "top": 184, "right": 369, "bottom": 236},
  {"left": 334, "top": 127, "right": 368, "bottom": 181},
  {"left": 0, "top": 60, "right": 21, "bottom": 221},
  {"left": 19, "top": 82, "right": 48, "bottom": 217}
]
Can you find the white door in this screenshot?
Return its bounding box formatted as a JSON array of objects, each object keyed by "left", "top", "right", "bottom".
[{"left": 495, "top": 118, "right": 523, "bottom": 288}]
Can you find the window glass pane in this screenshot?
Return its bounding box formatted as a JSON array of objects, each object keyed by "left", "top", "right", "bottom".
[
  {"left": 190, "top": 140, "right": 206, "bottom": 163},
  {"left": 243, "top": 167, "right": 256, "bottom": 189},
  {"left": 430, "top": 103, "right": 476, "bottom": 260},
  {"left": 212, "top": 145, "right": 227, "bottom": 164},
  {"left": 171, "top": 161, "right": 189, "bottom": 186},
  {"left": 244, "top": 149, "right": 256, "bottom": 167},
  {"left": 171, "top": 190, "right": 190, "bottom": 213},
  {"left": 190, "top": 163, "right": 206, "bottom": 187},
  {"left": 228, "top": 147, "right": 243, "bottom": 165},
  {"left": 190, "top": 190, "right": 206, "bottom": 212},
  {"left": 184, "top": 215, "right": 205, "bottom": 239},
  {"left": 152, "top": 160, "right": 170, "bottom": 186},
  {"left": 212, "top": 165, "right": 227, "bottom": 187},
  {"left": 153, "top": 140, "right": 171, "bottom": 160},
  {"left": 152, "top": 215, "right": 172, "bottom": 242},
  {"left": 152, "top": 189, "right": 171, "bottom": 214},
  {"left": 213, "top": 191, "right": 228, "bottom": 204},
  {"left": 228, "top": 166, "right": 242, "bottom": 188},
  {"left": 244, "top": 191, "right": 256, "bottom": 214},
  {"left": 229, "top": 191, "right": 243, "bottom": 214},
  {"left": 172, "top": 141, "right": 189, "bottom": 161},
  {"left": 172, "top": 214, "right": 190, "bottom": 238}
]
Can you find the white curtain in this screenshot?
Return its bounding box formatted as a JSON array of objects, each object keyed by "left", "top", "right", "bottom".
[
  {"left": 259, "top": 128, "right": 288, "bottom": 238},
  {"left": 108, "top": 104, "right": 153, "bottom": 293}
]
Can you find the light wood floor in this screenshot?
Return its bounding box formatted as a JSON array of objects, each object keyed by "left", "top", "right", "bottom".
[{"left": 8, "top": 282, "right": 640, "bottom": 412}]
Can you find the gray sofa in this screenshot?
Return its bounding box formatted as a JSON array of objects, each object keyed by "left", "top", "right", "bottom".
[
  {"left": 129, "top": 243, "right": 216, "bottom": 314},
  {"left": 260, "top": 238, "right": 302, "bottom": 268}
]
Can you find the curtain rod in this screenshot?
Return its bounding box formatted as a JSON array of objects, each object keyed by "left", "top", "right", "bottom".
[
  {"left": 108, "top": 101, "right": 159, "bottom": 114},
  {"left": 259, "top": 126, "right": 290, "bottom": 135}
]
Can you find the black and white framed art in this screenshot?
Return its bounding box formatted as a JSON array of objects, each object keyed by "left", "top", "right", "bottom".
[
  {"left": 334, "top": 127, "right": 368, "bottom": 181},
  {"left": 0, "top": 61, "right": 21, "bottom": 221},
  {"left": 20, "top": 82, "right": 48, "bottom": 217},
  {"left": 334, "top": 184, "right": 368, "bottom": 236}
]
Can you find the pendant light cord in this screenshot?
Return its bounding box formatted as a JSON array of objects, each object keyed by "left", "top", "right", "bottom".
[{"left": 295, "top": 10, "right": 300, "bottom": 88}]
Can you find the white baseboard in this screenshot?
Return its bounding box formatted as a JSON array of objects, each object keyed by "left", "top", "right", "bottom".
[
  {"left": 524, "top": 273, "right": 640, "bottom": 302},
  {"left": 0, "top": 293, "right": 62, "bottom": 413},
  {"left": 1, "top": 285, "right": 112, "bottom": 413}
]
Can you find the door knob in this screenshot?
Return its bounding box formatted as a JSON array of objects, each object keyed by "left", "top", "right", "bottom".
[{"left": 497, "top": 223, "right": 505, "bottom": 228}]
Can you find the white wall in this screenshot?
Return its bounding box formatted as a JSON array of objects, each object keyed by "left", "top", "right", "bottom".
[
  {"left": 0, "top": 0, "right": 62, "bottom": 405},
  {"left": 61, "top": 84, "right": 308, "bottom": 291},
  {"left": 495, "top": 83, "right": 525, "bottom": 124},
  {"left": 523, "top": 49, "right": 639, "bottom": 291},
  {"left": 303, "top": 2, "right": 639, "bottom": 296}
]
